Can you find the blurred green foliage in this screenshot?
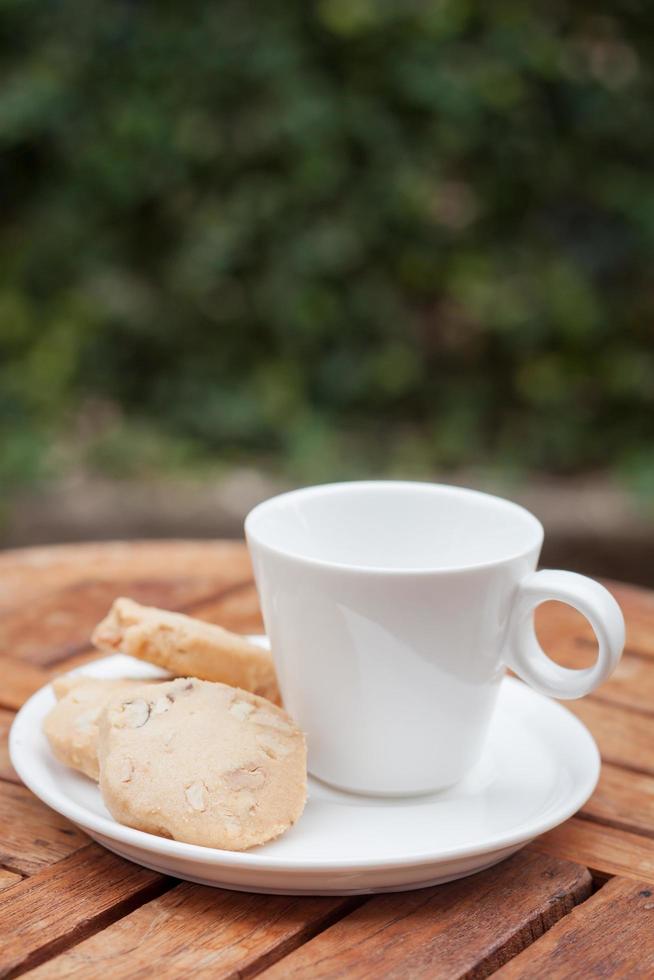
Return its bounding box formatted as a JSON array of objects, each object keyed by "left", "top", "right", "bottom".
[{"left": 1, "top": 0, "right": 653, "bottom": 488}]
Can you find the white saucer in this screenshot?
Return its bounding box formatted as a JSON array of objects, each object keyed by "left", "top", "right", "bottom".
[{"left": 10, "top": 650, "right": 599, "bottom": 895}]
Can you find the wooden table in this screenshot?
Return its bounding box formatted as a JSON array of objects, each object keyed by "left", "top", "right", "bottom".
[{"left": 1, "top": 540, "right": 654, "bottom": 978}]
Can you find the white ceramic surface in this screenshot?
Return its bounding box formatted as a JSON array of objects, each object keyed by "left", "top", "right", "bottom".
[
  {"left": 246, "top": 481, "right": 624, "bottom": 794},
  {"left": 10, "top": 652, "right": 600, "bottom": 895}
]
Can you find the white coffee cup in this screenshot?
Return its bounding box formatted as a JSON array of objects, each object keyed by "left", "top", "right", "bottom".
[{"left": 245, "top": 481, "right": 624, "bottom": 796}]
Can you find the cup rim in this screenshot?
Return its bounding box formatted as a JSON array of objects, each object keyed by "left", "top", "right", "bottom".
[{"left": 244, "top": 480, "right": 544, "bottom": 575}]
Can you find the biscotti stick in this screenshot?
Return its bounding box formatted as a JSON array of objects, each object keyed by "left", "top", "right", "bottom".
[{"left": 92, "top": 597, "right": 280, "bottom": 703}]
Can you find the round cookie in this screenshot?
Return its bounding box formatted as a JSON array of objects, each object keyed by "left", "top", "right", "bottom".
[
  {"left": 98, "top": 677, "right": 306, "bottom": 850},
  {"left": 43, "top": 675, "right": 157, "bottom": 780}
]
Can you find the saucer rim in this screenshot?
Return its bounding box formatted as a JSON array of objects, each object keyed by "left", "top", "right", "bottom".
[{"left": 10, "top": 653, "right": 600, "bottom": 875}]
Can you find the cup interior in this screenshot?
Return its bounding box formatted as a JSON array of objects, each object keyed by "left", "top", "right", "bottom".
[{"left": 246, "top": 482, "right": 543, "bottom": 571}]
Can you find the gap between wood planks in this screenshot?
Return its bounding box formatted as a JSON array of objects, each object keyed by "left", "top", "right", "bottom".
[
  {"left": 0, "top": 871, "right": 615, "bottom": 980},
  {"left": 31, "top": 576, "right": 258, "bottom": 668},
  {"left": 576, "top": 808, "right": 654, "bottom": 846},
  {"left": 0, "top": 850, "right": 174, "bottom": 979},
  {"left": 1, "top": 862, "right": 365, "bottom": 980},
  {"left": 0, "top": 577, "right": 259, "bottom": 710},
  {"left": 587, "top": 691, "right": 654, "bottom": 720},
  {"left": 5, "top": 849, "right": 647, "bottom": 980},
  {"left": 6, "top": 852, "right": 593, "bottom": 980},
  {"left": 492, "top": 877, "right": 654, "bottom": 978},
  {"left": 247, "top": 869, "right": 625, "bottom": 979},
  {"left": 204, "top": 895, "right": 367, "bottom": 980}
]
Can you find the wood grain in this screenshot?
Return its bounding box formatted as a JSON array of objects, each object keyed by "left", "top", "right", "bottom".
[
  {"left": 534, "top": 601, "right": 597, "bottom": 669},
  {"left": 592, "top": 653, "right": 654, "bottom": 715},
  {"left": 533, "top": 584, "right": 654, "bottom": 695},
  {"left": 604, "top": 579, "right": 654, "bottom": 659},
  {"left": 0, "top": 576, "right": 252, "bottom": 667},
  {"left": 533, "top": 817, "right": 654, "bottom": 883},
  {"left": 0, "top": 656, "right": 49, "bottom": 711},
  {"left": 582, "top": 762, "right": 654, "bottom": 839},
  {"left": 494, "top": 876, "right": 654, "bottom": 978},
  {"left": 0, "top": 780, "right": 87, "bottom": 875},
  {"left": 536, "top": 581, "right": 654, "bottom": 662},
  {"left": 0, "top": 540, "right": 252, "bottom": 609},
  {"left": 0, "top": 540, "right": 254, "bottom": 665},
  {"left": 259, "top": 851, "right": 591, "bottom": 980},
  {"left": 191, "top": 582, "right": 264, "bottom": 635},
  {"left": 535, "top": 648, "right": 654, "bottom": 716},
  {"left": 49, "top": 648, "right": 105, "bottom": 675},
  {"left": 50, "top": 584, "right": 263, "bottom": 673},
  {"left": 22, "top": 882, "right": 359, "bottom": 979},
  {"left": 565, "top": 697, "right": 654, "bottom": 775},
  {"left": 0, "top": 870, "right": 21, "bottom": 892},
  {"left": 530, "top": 593, "right": 654, "bottom": 716},
  {"left": 0, "top": 844, "right": 167, "bottom": 978},
  {"left": 0, "top": 579, "right": 205, "bottom": 665},
  {"left": 0, "top": 707, "right": 19, "bottom": 783}
]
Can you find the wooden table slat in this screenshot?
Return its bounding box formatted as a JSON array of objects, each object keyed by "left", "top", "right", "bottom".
[
  {"left": 603, "top": 580, "right": 654, "bottom": 660},
  {"left": 593, "top": 654, "right": 654, "bottom": 716},
  {"left": 494, "top": 875, "right": 654, "bottom": 978},
  {"left": 520, "top": 629, "right": 654, "bottom": 718},
  {"left": 583, "top": 762, "right": 654, "bottom": 840},
  {"left": 533, "top": 596, "right": 654, "bottom": 716},
  {"left": 0, "top": 780, "right": 88, "bottom": 875},
  {"left": 0, "top": 869, "right": 22, "bottom": 892},
  {"left": 258, "top": 851, "right": 591, "bottom": 980},
  {"left": 534, "top": 648, "right": 654, "bottom": 717},
  {"left": 189, "top": 582, "right": 264, "bottom": 635},
  {"left": 46, "top": 648, "right": 107, "bottom": 676},
  {"left": 0, "top": 540, "right": 253, "bottom": 608},
  {"left": 21, "top": 882, "right": 359, "bottom": 980},
  {"left": 534, "top": 817, "right": 654, "bottom": 884},
  {"left": 536, "top": 583, "right": 654, "bottom": 662},
  {"left": 0, "top": 844, "right": 167, "bottom": 978},
  {"left": 565, "top": 697, "right": 654, "bottom": 775},
  {"left": 0, "top": 656, "right": 50, "bottom": 712},
  {"left": 0, "top": 540, "right": 254, "bottom": 665}
]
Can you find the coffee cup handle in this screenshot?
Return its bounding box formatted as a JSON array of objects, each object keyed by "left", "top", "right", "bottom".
[{"left": 505, "top": 569, "right": 625, "bottom": 699}]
